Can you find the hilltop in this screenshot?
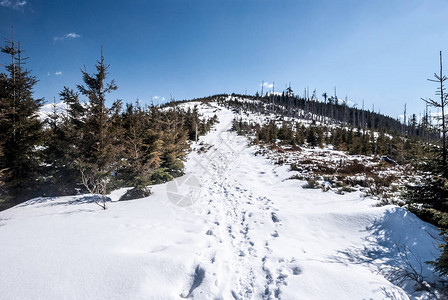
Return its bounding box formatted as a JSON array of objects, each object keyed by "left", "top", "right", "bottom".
[{"left": 0, "top": 98, "right": 443, "bottom": 299}]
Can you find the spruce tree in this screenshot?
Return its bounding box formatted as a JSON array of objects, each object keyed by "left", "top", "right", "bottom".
[
  {"left": 161, "top": 107, "right": 189, "bottom": 178},
  {"left": 406, "top": 51, "right": 448, "bottom": 276},
  {"left": 41, "top": 98, "right": 76, "bottom": 195},
  {"left": 119, "top": 102, "right": 159, "bottom": 191},
  {"left": 0, "top": 35, "right": 43, "bottom": 206},
  {"left": 61, "top": 49, "right": 120, "bottom": 208},
  {"left": 306, "top": 126, "right": 317, "bottom": 147}
]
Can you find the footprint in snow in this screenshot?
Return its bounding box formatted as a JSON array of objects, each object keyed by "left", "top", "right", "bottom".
[
  {"left": 291, "top": 266, "right": 302, "bottom": 275},
  {"left": 271, "top": 212, "right": 280, "bottom": 223},
  {"left": 287, "top": 259, "right": 303, "bottom": 275},
  {"left": 231, "top": 290, "right": 241, "bottom": 300},
  {"left": 180, "top": 265, "right": 205, "bottom": 298}
]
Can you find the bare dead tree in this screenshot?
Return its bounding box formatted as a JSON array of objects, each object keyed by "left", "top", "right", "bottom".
[
  {"left": 322, "top": 92, "right": 327, "bottom": 124},
  {"left": 79, "top": 167, "right": 108, "bottom": 210},
  {"left": 381, "top": 243, "right": 439, "bottom": 298},
  {"left": 423, "top": 51, "right": 447, "bottom": 168}
]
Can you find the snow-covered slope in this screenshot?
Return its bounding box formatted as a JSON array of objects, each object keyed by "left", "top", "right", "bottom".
[{"left": 0, "top": 102, "right": 440, "bottom": 299}]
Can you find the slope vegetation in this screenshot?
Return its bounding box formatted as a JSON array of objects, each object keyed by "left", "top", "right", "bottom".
[{"left": 0, "top": 101, "right": 440, "bottom": 299}]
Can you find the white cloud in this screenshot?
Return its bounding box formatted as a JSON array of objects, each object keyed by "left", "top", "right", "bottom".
[
  {"left": 152, "top": 96, "right": 165, "bottom": 101},
  {"left": 14, "top": 0, "right": 25, "bottom": 7},
  {"left": 1, "top": 0, "right": 27, "bottom": 9},
  {"left": 152, "top": 96, "right": 166, "bottom": 103},
  {"left": 65, "top": 33, "right": 80, "bottom": 39},
  {"left": 54, "top": 32, "right": 81, "bottom": 41},
  {"left": 55, "top": 71, "right": 62, "bottom": 76},
  {"left": 261, "top": 82, "right": 274, "bottom": 89},
  {"left": 0, "top": 0, "right": 11, "bottom": 7}
]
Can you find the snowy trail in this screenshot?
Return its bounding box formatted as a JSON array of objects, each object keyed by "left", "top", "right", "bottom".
[
  {"left": 184, "top": 109, "right": 285, "bottom": 299},
  {"left": 181, "top": 105, "right": 437, "bottom": 299},
  {"left": 190, "top": 109, "right": 302, "bottom": 299},
  {"left": 0, "top": 102, "right": 439, "bottom": 300}
]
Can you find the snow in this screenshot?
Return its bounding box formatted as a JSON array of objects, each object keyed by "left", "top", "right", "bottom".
[
  {"left": 0, "top": 102, "right": 441, "bottom": 299},
  {"left": 38, "top": 101, "right": 67, "bottom": 120}
]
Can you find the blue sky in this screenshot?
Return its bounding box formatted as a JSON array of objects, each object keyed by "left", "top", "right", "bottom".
[{"left": 1, "top": 0, "right": 448, "bottom": 119}]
